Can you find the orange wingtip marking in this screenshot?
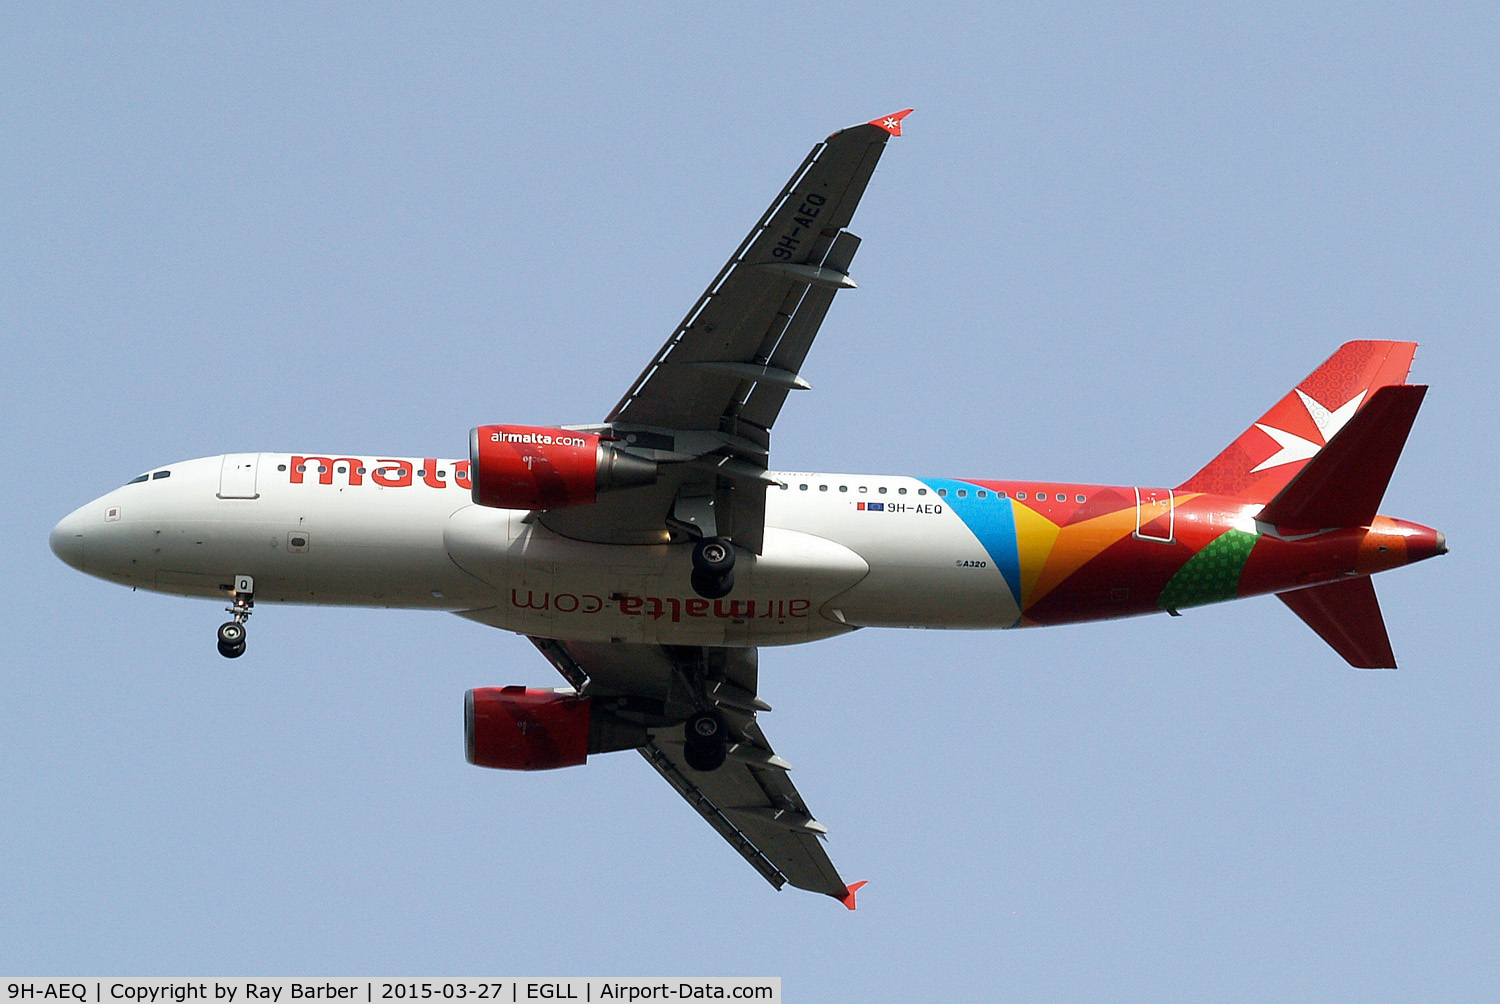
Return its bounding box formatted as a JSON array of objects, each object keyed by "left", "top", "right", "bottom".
[
  {"left": 840, "top": 880, "right": 869, "bottom": 910},
  {"left": 868, "top": 109, "right": 914, "bottom": 136}
]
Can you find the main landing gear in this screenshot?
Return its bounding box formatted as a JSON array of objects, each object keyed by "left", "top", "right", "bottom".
[
  {"left": 683, "top": 709, "right": 729, "bottom": 772},
  {"left": 670, "top": 487, "right": 736, "bottom": 600},
  {"left": 661, "top": 649, "right": 748, "bottom": 774},
  {"left": 217, "top": 574, "right": 253, "bottom": 659},
  {"left": 690, "top": 537, "right": 735, "bottom": 600}
]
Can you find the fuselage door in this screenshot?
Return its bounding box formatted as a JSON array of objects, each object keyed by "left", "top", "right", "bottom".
[
  {"left": 1133, "top": 487, "right": 1175, "bottom": 543},
  {"left": 218, "top": 453, "right": 260, "bottom": 499}
]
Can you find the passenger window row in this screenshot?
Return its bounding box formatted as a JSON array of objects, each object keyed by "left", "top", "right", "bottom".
[
  {"left": 777, "top": 481, "right": 1087, "bottom": 503},
  {"left": 275, "top": 463, "right": 449, "bottom": 478},
  {"left": 785, "top": 483, "right": 930, "bottom": 495}
]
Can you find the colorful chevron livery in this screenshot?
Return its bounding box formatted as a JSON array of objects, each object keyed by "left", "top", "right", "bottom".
[{"left": 924, "top": 341, "right": 1442, "bottom": 666}]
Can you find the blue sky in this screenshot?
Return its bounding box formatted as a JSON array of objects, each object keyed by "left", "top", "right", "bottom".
[{"left": 3, "top": 4, "right": 1496, "bottom": 998}]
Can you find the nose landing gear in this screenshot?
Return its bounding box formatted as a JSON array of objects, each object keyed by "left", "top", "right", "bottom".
[
  {"left": 217, "top": 575, "right": 253, "bottom": 659},
  {"left": 216, "top": 621, "right": 246, "bottom": 658}
]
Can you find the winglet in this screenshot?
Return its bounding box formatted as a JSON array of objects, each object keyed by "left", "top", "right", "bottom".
[
  {"left": 839, "top": 880, "right": 869, "bottom": 910},
  {"left": 868, "top": 109, "right": 913, "bottom": 136}
]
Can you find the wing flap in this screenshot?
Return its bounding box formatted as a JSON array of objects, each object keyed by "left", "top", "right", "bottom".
[
  {"left": 643, "top": 729, "right": 847, "bottom": 897},
  {"left": 639, "top": 741, "right": 789, "bottom": 891}
]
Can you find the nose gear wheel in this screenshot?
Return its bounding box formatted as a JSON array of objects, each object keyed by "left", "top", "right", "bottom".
[{"left": 217, "top": 576, "right": 254, "bottom": 659}]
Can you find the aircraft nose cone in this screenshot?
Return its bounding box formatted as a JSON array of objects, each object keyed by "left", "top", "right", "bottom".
[
  {"left": 1436, "top": 531, "right": 1448, "bottom": 555},
  {"left": 49, "top": 507, "right": 90, "bottom": 570}
]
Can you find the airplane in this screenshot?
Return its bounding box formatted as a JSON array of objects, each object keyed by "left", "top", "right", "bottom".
[{"left": 50, "top": 110, "right": 1446, "bottom": 908}]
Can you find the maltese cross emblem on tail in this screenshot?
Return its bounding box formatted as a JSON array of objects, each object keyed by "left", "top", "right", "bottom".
[{"left": 1250, "top": 389, "right": 1366, "bottom": 472}]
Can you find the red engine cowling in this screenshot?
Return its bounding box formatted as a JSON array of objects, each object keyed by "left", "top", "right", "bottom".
[
  {"left": 465, "top": 686, "right": 591, "bottom": 770},
  {"left": 469, "top": 424, "right": 656, "bottom": 510}
]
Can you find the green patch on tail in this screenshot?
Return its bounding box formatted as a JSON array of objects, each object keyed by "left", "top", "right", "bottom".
[{"left": 1158, "top": 529, "right": 1258, "bottom": 611}]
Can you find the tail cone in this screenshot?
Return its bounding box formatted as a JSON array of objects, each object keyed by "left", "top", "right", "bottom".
[{"left": 1398, "top": 520, "right": 1447, "bottom": 563}]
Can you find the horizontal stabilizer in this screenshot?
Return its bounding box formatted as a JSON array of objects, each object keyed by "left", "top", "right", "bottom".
[
  {"left": 1258, "top": 384, "right": 1426, "bottom": 529},
  {"left": 1277, "top": 577, "right": 1396, "bottom": 669}
]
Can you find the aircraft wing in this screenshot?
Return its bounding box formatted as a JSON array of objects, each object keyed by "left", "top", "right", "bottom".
[
  {"left": 607, "top": 110, "right": 910, "bottom": 436},
  {"left": 539, "top": 111, "right": 909, "bottom": 553},
  {"left": 530, "top": 636, "right": 862, "bottom": 906}
]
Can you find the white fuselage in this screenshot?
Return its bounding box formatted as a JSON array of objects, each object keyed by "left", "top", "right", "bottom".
[{"left": 50, "top": 453, "right": 1031, "bottom": 647}]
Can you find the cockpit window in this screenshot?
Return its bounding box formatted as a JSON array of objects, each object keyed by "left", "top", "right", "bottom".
[
  {"left": 152, "top": 470, "right": 170, "bottom": 480},
  {"left": 127, "top": 474, "right": 148, "bottom": 484}
]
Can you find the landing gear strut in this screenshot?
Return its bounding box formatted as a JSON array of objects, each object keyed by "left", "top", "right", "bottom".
[
  {"left": 217, "top": 574, "right": 253, "bottom": 659},
  {"left": 690, "top": 537, "right": 735, "bottom": 600}
]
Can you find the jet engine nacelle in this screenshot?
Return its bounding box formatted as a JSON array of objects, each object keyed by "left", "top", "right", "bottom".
[
  {"left": 465, "top": 685, "right": 651, "bottom": 770},
  {"left": 469, "top": 424, "right": 657, "bottom": 510},
  {"left": 465, "top": 686, "right": 592, "bottom": 770}
]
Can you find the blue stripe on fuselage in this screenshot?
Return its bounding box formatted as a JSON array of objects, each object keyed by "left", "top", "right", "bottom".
[{"left": 920, "top": 478, "right": 1021, "bottom": 607}]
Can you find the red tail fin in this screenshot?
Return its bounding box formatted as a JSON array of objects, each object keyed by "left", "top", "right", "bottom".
[
  {"left": 1178, "top": 341, "right": 1417, "bottom": 503},
  {"left": 1257, "top": 384, "right": 1426, "bottom": 529},
  {"left": 1277, "top": 577, "right": 1396, "bottom": 669}
]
